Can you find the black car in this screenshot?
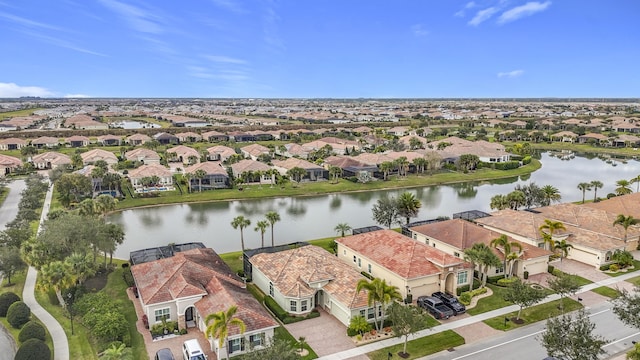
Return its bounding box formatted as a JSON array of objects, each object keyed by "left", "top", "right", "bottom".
[
  {"left": 155, "top": 348, "right": 175, "bottom": 360},
  {"left": 432, "top": 291, "right": 466, "bottom": 315},
  {"left": 417, "top": 295, "right": 454, "bottom": 319}
]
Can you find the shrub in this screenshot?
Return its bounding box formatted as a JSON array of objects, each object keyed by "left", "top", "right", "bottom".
[
  {"left": 18, "top": 321, "right": 46, "bottom": 343},
  {"left": 599, "top": 264, "right": 610, "bottom": 271},
  {"left": 15, "top": 338, "right": 51, "bottom": 360},
  {"left": 7, "top": 301, "right": 31, "bottom": 328},
  {"left": 547, "top": 265, "right": 555, "bottom": 274},
  {"left": 609, "top": 264, "right": 620, "bottom": 272},
  {"left": 459, "top": 287, "right": 488, "bottom": 305},
  {"left": 0, "top": 292, "right": 20, "bottom": 317},
  {"left": 264, "top": 296, "right": 289, "bottom": 321},
  {"left": 487, "top": 275, "right": 503, "bottom": 285},
  {"left": 497, "top": 278, "right": 517, "bottom": 287}
]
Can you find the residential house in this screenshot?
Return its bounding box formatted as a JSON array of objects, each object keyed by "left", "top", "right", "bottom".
[
  {"left": 399, "top": 135, "right": 427, "bottom": 149},
  {"left": 65, "top": 135, "right": 90, "bottom": 148},
  {"left": 229, "top": 131, "right": 255, "bottom": 142},
  {"left": 386, "top": 126, "right": 409, "bottom": 136},
  {"left": 272, "top": 158, "right": 327, "bottom": 182},
  {"left": 80, "top": 149, "right": 118, "bottom": 166},
  {"left": 153, "top": 132, "right": 179, "bottom": 145},
  {"left": 202, "top": 130, "right": 229, "bottom": 142},
  {"left": 228, "top": 160, "right": 273, "bottom": 185},
  {"left": 550, "top": 131, "right": 578, "bottom": 143},
  {"left": 64, "top": 114, "right": 108, "bottom": 130},
  {"left": 612, "top": 134, "right": 640, "bottom": 148},
  {"left": 176, "top": 132, "right": 203, "bottom": 143},
  {"left": 336, "top": 230, "right": 471, "bottom": 300},
  {"left": 184, "top": 162, "right": 229, "bottom": 190},
  {"left": 577, "top": 133, "right": 609, "bottom": 145},
  {"left": 126, "top": 134, "right": 152, "bottom": 146},
  {"left": 409, "top": 219, "right": 552, "bottom": 279},
  {"left": 0, "top": 154, "right": 22, "bottom": 176},
  {"left": 97, "top": 134, "right": 122, "bottom": 146},
  {"left": 323, "top": 155, "right": 378, "bottom": 178},
  {"left": 31, "top": 136, "right": 59, "bottom": 149},
  {"left": 166, "top": 145, "right": 200, "bottom": 165},
  {"left": 128, "top": 164, "right": 174, "bottom": 190},
  {"left": 0, "top": 138, "right": 27, "bottom": 150},
  {"left": 30, "top": 152, "right": 71, "bottom": 170},
  {"left": 124, "top": 148, "right": 161, "bottom": 165},
  {"left": 250, "top": 245, "right": 371, "bottom": 327},
  {"left": 278, "top": 143, "right": 309, "bottom": 159},
  {"left": 131, "top": 247, "right": 278, "bottom": 359},
  {"left": 206, "top": 145, "right": 236, "bottom": 162},
  {"left": 240, "top": 144, "right": 270, "bottom": 161},
  {"left": 427, "top": 137, "right": 511, "bottom": 163}
]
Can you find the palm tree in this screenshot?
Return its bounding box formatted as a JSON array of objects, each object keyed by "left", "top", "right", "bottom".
[
  {"left": 205, "top": 305, "right": 246, "bottom": 360},
  {"left": 613, "top": 214, "right": 640, "bottom": 243},
  {"left": 577, "top": 182, "right": 592, "bottom": 204},
  {"left": 540, "top": 185, "right": 562, "bottom": 206},
  {"left": 328, "top": 166, "right": 343, "bottom": 184},
  {"left": 287, "top": 167, "right": 307, "bottom": 184},
  {"left": 265, "top": 211, "right": 281, "bottom": 247},
  {"left": 78, "top": 198, "right": 96, "bottom": 217},
  {"left": 100, "top": 342, "right": 132, "bottom": 360},
  {"left": 396, "top": 192, "right": 421, "bottom": 225},
  {"left": 94, "top": 194, "right": 117, "bottom": 217},
  {"left": 38, "top": 260, "right": 76, "bottom": 307},
  {"left": 66, "top": 252, "right": 95, "bottom": 285},
  {"left": 616, "top": 179, "right": 633, "bottom": 196},
  {"left": 632, "top": 175, "right": 640, "bottom": 193},
  {"left": 553, "top": 239, "right": 573, "bottom": 262},
  {"left": 356, "top": 278, "right": 401, "bottom": 331},
  {"left": 590, "top": 180, "right": 603, "bottom": 202},
  {"left": 334, "top": 223, "right": 352, "bottom": 237},
  {"left": 254, "top": 220, "right": 269, "bottom": 248},
  {"left": 539, "top": 219, "right": 567, "bottom": 250},
  {"left": 489, "top": 234, "right": 523, "bottom": 278},
  {"left": 489, "top": 194, "right": 509, "bottom": 210},
  {"left": 463, "top": 246, "right": 481, "bottom": 292},
  {"left": 379, "top": 161, "right": 394, "bottom": 180},
  {"left": 474, "top": 243, "right": 501, "bottom": 287},
  {"left": 194, "top": 169, "right": 207, "bottom": 192},
  {"left": 184, "top": 172, "right": 193, "bottom": 192},
  {"left": 231, "top": 216, "right": 251, "bottom": 253}
]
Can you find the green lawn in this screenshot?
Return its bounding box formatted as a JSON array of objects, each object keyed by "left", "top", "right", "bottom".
[
  {"left": 591, "top": 286, "right": 620, "bottom": 299},
  {"left": 274, "top": 326, "right": 318, "bottom": 360},
  {"left": 0, "top": 108, "right": 43, "bottom": 120},
  {"left": 483, "top": 298, "right": 582, "bottom": 331},
  {"left": 626, "top": 275, "right": 640, "bottom": 286},
  {"left": 466, "top": 284, "right": 512, "bottom": 315},
  {"left": 552, "top": 269, "right": 593, "bottom": 286},
  {"left": 219, "top": 251, "right": 244, "bottom": 274},
  {"left": 605, "top": 260, "right": 640, "bottom": 277},
  {"left": 367, "top": 330, "right": 465, "bottom": 360}
]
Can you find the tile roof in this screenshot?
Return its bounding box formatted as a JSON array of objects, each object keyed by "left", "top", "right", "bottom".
[
  {"left": 31, "top": 136, "right": 59, "bottom": 145},
  {"left": 0, "top": 138, "right": 27, "bottom": 145},
  {"left": 0, "top": 154, "right": 22, "bottom": 167},
  {"left": 585, "top": 193, "right": 640, "bottom": 219},
  {"left": 128, "top": 163, "right": 173, "bottom": 178},
  {"left": 229, "top": 159, "right": 272, "bottom": 174},
  {"left": 126, "top": 134, "right": 152, "bottom": 141},
  {"left": 124, "top": 148, "right": 161, "bottom": 162},
  {"left": 167, "top": 145, "right": 199, "bottom": 158},
  {"left": 250, "top": 245, "right": 370, "bottom": 309},
  {"left": 336, "top": 230, "right": 466, "bottom": 279},
  {"left": 272, "top": 157, "right": 323, "bottom": 170},
  {"left": 132, "top": 248, "right": 277, "bottom": 336},
  {"left": 80, "top": 149, "right": 118, "bottom": 163},
  {"left": 31, "top": 152, "right": 71, "bottom": 166},
  {"left": 410, "top": 219, "right": 551, "bottom": 260},
  {"left": 185, "top": 161, "right": 228, "bottom": 176}
]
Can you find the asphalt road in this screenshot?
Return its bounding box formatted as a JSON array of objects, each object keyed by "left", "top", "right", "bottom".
[
  {"left": 0, "top": 179, "right": 26, "bottom": 229},
  {"left": 426, "top": 302, "right": 640, "bottom": 360}
]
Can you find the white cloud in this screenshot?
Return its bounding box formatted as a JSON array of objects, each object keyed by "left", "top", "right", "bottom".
[
  {"left": 204, "top": 55, "right": 248, "bottom": 65},
  {"left": 20, "top": 30, "right": 107, "bottom": 57},
  {"left": 0, "top": 82, "right": 54, "bottom": 97},
  {"left": 455, "top": 1, "right": 476, "bottom": 17},
  {"left": 0, "top": 11, "right": 62, "bottom": 31},
  {"left": 64, "top": 94, "right": 90, "bottom": 98},
  {"left": 468, "top": 7, "right": 499, "bottom": 26},
  {"left": 498, "top": 1, "right": 551, "bottom": 24},
  {"left": 210, "top": 0, "right": 245, "bottom": 13},
  {"left": 497, "top": 69, "right": 524, "bottom": 78},
  {"left": 411, "top": 24, "right": 429, "bottom": 37},
  {"left": 98, "top": 0, "right": 165, "bottom": 34}
]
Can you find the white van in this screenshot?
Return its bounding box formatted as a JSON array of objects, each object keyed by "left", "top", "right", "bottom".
[{"left": 182, "top": 339, "right": 207, "bottom": 360}]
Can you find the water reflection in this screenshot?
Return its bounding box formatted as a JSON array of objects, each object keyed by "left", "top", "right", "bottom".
[{"left": 329, "top": 195, "right": 342, "bottom": 210}]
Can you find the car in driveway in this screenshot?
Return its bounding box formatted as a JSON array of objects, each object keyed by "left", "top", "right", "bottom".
[
  {"left": 155, "top": 348, "right": 175, "bottom": 360},
  {"left": 432, "top": 291, "right": 466, "bottom": 315},
  {"left": 417, "top": 296, "right": 454, "bottom": 319}
]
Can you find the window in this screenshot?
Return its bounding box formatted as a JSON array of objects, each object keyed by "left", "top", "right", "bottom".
[
  {"left": 228, "top": 338, "right": 244, "bottom": 353},
  {"left": 301, "top": 300, "right": 308, "bottom": 312},
  {"left": 454, "top": 252, "right": 460, "bottom": 258},
  {"left": 367, "top": 264, "right": 372, "bottom": 274},
  {"left": 457, "top": 271, "right": 468, "bottom": 285},
  {"left": 343, "top": 249, "right": 346, "bottom": 256},
  {"left": 432, "top": 243, "right": 436, "bottom": 247},
  {"left": 367, "top": 308, "right": 375, "bottom": 320},
  {"left": 249, "top": 333, "right": 264, "bottom": 348},
  {"left": 154, "top": 308, "right": 170, "bottom": 322},
  {"left": 353, "top": 255, "right": 357, "bottom": 263},
  {"left": 269, "top": 282, "right": 274, "bottom": 296},
  {"left": 495, "top": 267, "right": 504, "bottom": 274},
  {"left": 357, "top": 258, "right": 361, "bottom": 267},
  {"left": 359, "top": 309, "right": 366, "bottom": 317},
  {"left": 290, "top": 300, "right": 297, "bottom": 312},
  {"left": 425, "top": 239, "right": 430, "bottom": 245},
  {"left": 412, "top": 233, "right": 417, "bottom": 240}
]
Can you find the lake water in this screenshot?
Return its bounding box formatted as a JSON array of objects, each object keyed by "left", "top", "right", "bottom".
[{"left": 110, "top": 152, "right": 640, "bottom": 258}]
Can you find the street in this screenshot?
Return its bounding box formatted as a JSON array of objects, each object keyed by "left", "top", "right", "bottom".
[{"left": 0, "top": 179, "right": 26, "bottom": 229}]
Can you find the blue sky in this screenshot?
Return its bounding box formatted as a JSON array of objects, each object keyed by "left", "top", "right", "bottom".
[{"left": 0, "top": 1, "right": 638, "bottom": 98}]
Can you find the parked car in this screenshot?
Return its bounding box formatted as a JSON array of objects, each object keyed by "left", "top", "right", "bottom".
[
  {"left": 182, "top": 339, "right": 207, "bottom": 360},
  {"left": 155, "top": 348, "right": 175, "bottom": 360},
  {"left": 417, "top": 296, "right": 454, "bottom": 319},
  {"left": 432, "top": 291, "right": 466, "bottom": 315}
]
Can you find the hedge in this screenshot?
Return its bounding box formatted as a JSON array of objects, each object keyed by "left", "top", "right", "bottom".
[
  {"left": 459, "top": 287, "right": 488, "bottom": 305},
  {"left": 264, "top": 296, "right": 320, "bottom": 324},
  {"left": 18, "top": 321, "right": 46, "bottom": 343},
  {"left": 7, "top": 301, "right": 31, "bottom": 329},
  {"left": 497, "top": 278, "right": 517, "bottom": 287},
  {"left": 15, "top": 338, "right": 51, "bottom": 360},
  {"left": 0, "top": 291, "right": 20, "bottom": 317}
]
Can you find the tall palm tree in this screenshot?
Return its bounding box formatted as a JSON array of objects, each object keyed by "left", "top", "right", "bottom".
[
  {"left": 328, "top": 166, "right": 343, "bottom": 184},
  {"left": 396, "top": 192, "right": 421, "bottom": 225},
  {"left": 489, "top": 194, "right": 509, "bottom": 210},
  {"left": 356, "top": 278, "right": 401, "bottom": 331},
  {"left": 230, "top": 216, "right": 251, "bottom": 253},
  {"left": 193, "top": 169, "right": 207, "bottom": 192},
  {"left": 613, "top": 214, "right": 640, "bottom": 243},
  {"left": 379, "top": 161, "right": 394, "bottom": 180},
  {"left": 463, "top": 246, "right": 481, "bottom": 292},
  {"left": 489, "top": 235, "right": 523, "bottom": 279},
  {"left": 616, "top": 179, "right": 633, "bottom": 196},
  {"left": 632, "top": 175, "right": 640, "bottom": 193},
  {"left": 205, "top": 305, "right": 246, "bottom": 360},
  {"left": 474, "top": 243, "right": 502, "bottom": 287},
  {"left": 590, "top": 180, "right": 603, "bottom": 202},
  {"left": 65, "top": 252, "right": 95, "bottom": 285},
  {"left": 577, "top": 182, "right": 592, "bottom": 204},
  {"left": 553, "top": 239, "right": 573, "bottom": 262},
  {"left": 540, "top": 185, "right": 562, "bottom": 206},
  {"left": 539, "top": 219, "right": 567, "bottom": 250},
  {"left": 254, "top": 220, "right": 269, "bottom": 248},
  {"left": 265, "top": 211, "right": 281, "bottom": 247},
  {"left": 38, "top": 260, "right": 75, "bottom": 307},
  {"left": 334, "top": 223, "right": 352, "bottom": 237}
]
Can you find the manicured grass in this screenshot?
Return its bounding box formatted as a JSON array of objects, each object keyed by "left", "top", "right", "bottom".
[
  {"left": 552, "top": 269, "right": 593, "bottom": 286},
  {"left": 626, "top": 275, "right": 640, "bottom": 287},
  {"left": 0, "top": 108, "right": 43, "bottom": 120},
  {"left": 527, "top": 141, "right": 640, "bottom": 157},
  {"left": 466, "top": 284, "right": 512, "bottom": 315},
  {"left": 0, "top": 186, "right": 10, "bottom": 207},
  {"left": 274, "top": 326, "right": 318, "bottom": 360},
  {"left": 605, "top": 260, "right": 640, "bottom": 277},
  {"left": 483, "top": 298, "right": 582, "bottom": 331},
  {"left": 591, "top": 286, "right": 620, "bottom": 299},
  {"left": 219, "top": 251, "right": 244, "bottom": 274},
  {"left": 367, "top": 330, "right": 465, "bottom": 360}
]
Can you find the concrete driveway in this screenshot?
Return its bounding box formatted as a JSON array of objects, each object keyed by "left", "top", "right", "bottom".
[
  {"left": 284, "top": 309, "right": 367, "bottom": 359},
  {"left": 551, "top": 259, "right": 610, "bottom": 282},
  {"left": 0, "top": 179, "right": 25, "bottom": 229}
]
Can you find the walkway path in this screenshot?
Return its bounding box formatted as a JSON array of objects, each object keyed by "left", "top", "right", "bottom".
[
  {"left": 22, "top": 182, "right": 69, "bottom": 360},
  {"left": 317, "top": 269, "right": 640, "bottom": 360}
]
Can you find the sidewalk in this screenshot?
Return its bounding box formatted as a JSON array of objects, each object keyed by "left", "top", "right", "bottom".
[
  {"left": 21, "top": 182, "right": 69, "bottom": 360},
  {"left": 317, "top": 269, "right": 640, "bottom": 360}
]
